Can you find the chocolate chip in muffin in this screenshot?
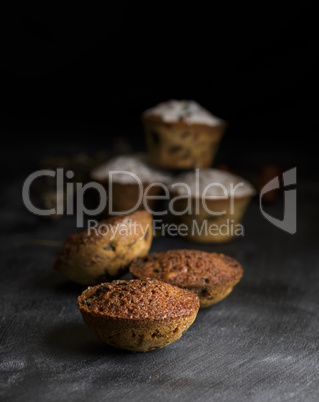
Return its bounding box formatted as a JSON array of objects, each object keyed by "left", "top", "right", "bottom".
[
  {"left": 151, "top": 131, "right": 160, "bottom": 145},
  {"left": 153, "top": 267, "right": 163, "bottom": 273},
  {"left": 127, "top": 240, "right": 136, "bottom": 249},
  {"left": 205, "top": 215, "right": 220, "bottom": 222},
  {"left": 103, "top": 242, "right": 116, "bottom": 251},
  {"left": 143, "top": 229, "right": 149, "bottom": 241},
  {"left": 180, "top": 151, "right": 191, "bottom": 160},
  {"left": 169, "top": 145, "right": 182, "bottom": 154}
]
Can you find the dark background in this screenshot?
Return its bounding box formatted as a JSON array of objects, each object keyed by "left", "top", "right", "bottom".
[
  {"left": 1, "top": 3, "right": 318, "bottom": 178},
  {"left": 1, "top": 5, "right": 319, "bottom": 401}
]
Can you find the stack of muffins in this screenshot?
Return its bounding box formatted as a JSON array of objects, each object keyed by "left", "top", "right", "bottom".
[
  {"left": 54, "top": 99, "right": 254, "bottom": 353},
  {"left": 91, "top": 98, "right": 255, "bottom": 243}
]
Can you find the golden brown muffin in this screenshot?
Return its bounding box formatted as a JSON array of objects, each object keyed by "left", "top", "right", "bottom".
[
  {"left": 130, "top": 250, "right": 243, "bottom": 308},
  {"left": 90, "top": 154, "right": 172, "bottom": 215},
  {"left": 168, "top": 168, "right": 255, "bottom": 243},
  {"left": 142, "top": 100, "right": 227, "bottom": 169},
  {"left": 77, "top": 279, "right": 200, "bottom": 352},
  {"left": 53, "top": 211, "right": 153, "bottom": 285}
]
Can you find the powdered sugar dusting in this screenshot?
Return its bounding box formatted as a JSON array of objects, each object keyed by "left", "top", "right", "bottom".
[
  {"left": 169, "top": 169, "right": 255, "bottom": 198},
  {"left": 91, "top": 154, "right": 172, "bottom": 184},
  {"left": 143, "top": 100, "right": 223, "bottom": 126}
]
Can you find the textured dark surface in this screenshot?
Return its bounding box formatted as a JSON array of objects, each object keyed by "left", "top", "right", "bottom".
[{"left": 1, "top": 171, "right": 319, "bottom": 402}]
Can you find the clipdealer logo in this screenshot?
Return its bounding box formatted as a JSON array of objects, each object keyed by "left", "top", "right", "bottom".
[
  {"left": 22, "top": 167, "right": 297, "bottom": 234},
  {"left": 259, "top": 167, "right": 297, "bottom": 234}
]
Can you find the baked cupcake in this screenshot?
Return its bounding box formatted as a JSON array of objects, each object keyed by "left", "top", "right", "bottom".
[
  {"left": 142, "top": 100, "right": 227, "bottom": 169},
  {"left": 77, "top": 279, "right": 200, "bottom": 352},
  {"left": 90, "top": 153, "right": 172, "bottom": 215},
  {"left": 53, "top": 211, "right": 153, "bottom": 285},
  {"left": 130, "top": 250, "right": 243, "bottom": 308},
  {"left": 168, "top": 168, "right": 255, "bottom": 243}
]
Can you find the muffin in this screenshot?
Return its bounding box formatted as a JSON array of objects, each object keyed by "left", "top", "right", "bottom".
[
  {"left": 168, "top": 168, "right": 255, "bottom": 243},
  {"left": 53, "top": 211, "right": 153, "bottom": 285},
  {"left": 257, "top": 164, "right": 282, "bottom": 203},
  {"left": 130, "top": 250, "right": 243, "bottom": 308},
  {"left": 77, "top": 279, "right": 200, "bottom": 352},
  {"left": 90, "top": 153, "right": 172, "bottom": 215},
  {"left": 142, "top": 100, "right": 227, "bottom": 169}
]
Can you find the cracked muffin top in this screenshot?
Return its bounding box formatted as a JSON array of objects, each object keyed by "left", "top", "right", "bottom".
[
  {"left": 77, "top": 279, "right": 200, "bottom": 321},
  {"left": 129, "top": 250, "right": 243, "bottom": 291}
]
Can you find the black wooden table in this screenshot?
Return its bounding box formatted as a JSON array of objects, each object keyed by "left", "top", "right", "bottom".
[{"left": 1, "top": 151, "right": 318, "bottom": 402}]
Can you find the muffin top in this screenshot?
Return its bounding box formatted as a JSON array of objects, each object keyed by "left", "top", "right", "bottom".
[
  {"left": 169, "top": 168, "right": 255, "bottom": 198},
  {"left": 78, "top": 279, "right": 199, "bottom": 320},
  {"left": 130, "top": 250, "right": 243, "bottom": 291},
  {"left": 143, "top": 99, "right": 223, "bottom": 126},
  {"left": 57, "top": 210, "right": 151, "bottom": 249},
  {"left": 91, "top": 153, "right": 172, "bottom": 184}
]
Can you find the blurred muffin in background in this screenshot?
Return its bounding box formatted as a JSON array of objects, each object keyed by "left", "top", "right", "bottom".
[
  {"left": 142, "top": 99, "right": 227, "bottom": 170},
  {"left": 257, "top": 164, "right": 282, "bottom": 203},
  {"left": 168, "top": 168, "right": 255, "bottom": 243},
  {"left": 91, "top": 154, "right": 172, "bottom": 215}
]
